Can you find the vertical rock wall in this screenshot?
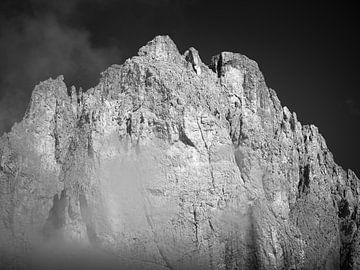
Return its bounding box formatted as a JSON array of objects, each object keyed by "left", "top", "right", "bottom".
[{"left": 0, "top": 36, "right": 359, "bottom": 269}]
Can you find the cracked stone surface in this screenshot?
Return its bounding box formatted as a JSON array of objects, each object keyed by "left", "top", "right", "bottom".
[{"left": 0, "top": 35, "right": 359, "bottom": 269}]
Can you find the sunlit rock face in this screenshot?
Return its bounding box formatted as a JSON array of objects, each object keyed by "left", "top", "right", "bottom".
[{"left": 0, "top": 35, "right": 359, "bottom": 269}]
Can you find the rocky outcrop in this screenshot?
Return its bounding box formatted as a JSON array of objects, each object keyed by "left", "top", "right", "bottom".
[{"left": 0, "top": 35, "right": 359, "bottom": 269}]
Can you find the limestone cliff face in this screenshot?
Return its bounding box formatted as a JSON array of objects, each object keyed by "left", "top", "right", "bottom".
[{"left": 0, "top": 36, "right": 359, "bottom": 270}]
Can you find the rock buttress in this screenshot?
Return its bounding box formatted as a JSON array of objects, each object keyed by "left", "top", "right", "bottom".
[{"left": 0, "top": 35, "right": 359, "bottom": 269}]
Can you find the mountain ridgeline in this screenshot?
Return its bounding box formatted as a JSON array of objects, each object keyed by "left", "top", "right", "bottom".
[{"left": 0, "top": 36, "right": 359, "bottom": 269}]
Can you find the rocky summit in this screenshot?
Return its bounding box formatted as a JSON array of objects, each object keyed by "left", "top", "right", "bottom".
[{"left": 0, "top": 35, "right": 359, "bottom": 270}]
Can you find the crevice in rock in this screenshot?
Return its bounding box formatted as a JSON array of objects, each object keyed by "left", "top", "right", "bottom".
[
  {"left": 184, "top": 48, "right": 201, "bottom": 75},
  {"left": 43, "top": 189, "right": 67, "bottom": 239},
  {"left": 77, "top": 87, "right": 83, "bottom": 105},
  {"left": 53, "top": 100, "right": 62, "bottom": 163},
  {"left": 225, "top": 108, "right": 246, "bottom": 146},
  {"left": 208, "top": 219, "right": 215, "bottom": 233},
  {"left": 351, "top": 205, "right": 357, "bottom": 221},
  {"left": 217, "top": 56, "right": 223, "bottom": 77},
  {"left": 178, "top": 125, "right": 196, "bottom": 148},
  {"left": 54, "top": 130, "right": 61, "bottom": 162},
  {"left": 126, "top": 116, "right": 132, "bottom": 135},
  {"left": 210, "top": 53, "right": 223, "bottom": 78},
  {"left": 193, "top": 206, "right": 200, "bottom": 247},
  {"left": 290, "top": 115, "right": 296, "bottom": 131},
  {"left": 234, "top": 147, "right": 248, "bottom": 183},
  {"left": 196, "top": 119, "right": 216, "bottom": 189},
  {"left": 338, "top": 199, "right": 351, "bottom": 219},
  {"left": 298, "top": 164, "right": 310, "bottom": 197},
  {"left": 145, "top": 70, "right": 153, "bottom": 87},
  {"left": 87, "top": 134, "right": 94, "bottom": 158}
]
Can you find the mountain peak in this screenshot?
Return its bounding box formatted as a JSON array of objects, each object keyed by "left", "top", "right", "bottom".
[
  {"left": 138, "top": 35, "right": 181, "bottom": 62},
  {"left": 0, "top": 35, "right": 359, "bottom": 269}
]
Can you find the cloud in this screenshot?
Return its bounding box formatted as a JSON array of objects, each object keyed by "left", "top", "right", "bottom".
[
  {"left": 28, "top": 0, "right": 110, "bottom": 16},
  {"left": 0, "top": 0, "right": 196, "bottom": 135},
  {"left": 0, "top": 2, "right": 122, "bottom": 134}
]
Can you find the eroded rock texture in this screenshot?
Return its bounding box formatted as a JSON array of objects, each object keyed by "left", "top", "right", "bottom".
[{"left": 0, "top": 36, "right": 359, "bottom": 269}]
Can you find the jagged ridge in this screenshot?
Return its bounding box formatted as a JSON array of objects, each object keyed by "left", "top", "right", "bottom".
[{"left": 0, "top": 35, "right": 359, "bottom": 269}]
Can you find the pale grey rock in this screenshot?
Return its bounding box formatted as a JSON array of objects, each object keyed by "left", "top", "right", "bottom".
[
  {"left": 0, "top": 36, "right": 359, "bottom": 269},
  {"left": 184, "top": 47, "right": 203, "bottom": 75}
]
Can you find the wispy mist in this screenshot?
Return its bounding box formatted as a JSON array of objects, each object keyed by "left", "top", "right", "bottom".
[{"left": 0, "top": 0, "right": 122, "bottom": 134}]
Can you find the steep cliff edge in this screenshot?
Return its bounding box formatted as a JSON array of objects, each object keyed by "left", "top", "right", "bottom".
[{"left": 0, "top": 35, "right": 359, "bottom": 269}]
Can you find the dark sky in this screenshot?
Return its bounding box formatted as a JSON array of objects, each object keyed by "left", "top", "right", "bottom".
[{"left": 0, "top": 0, "right": 359, "bottom": 175}]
